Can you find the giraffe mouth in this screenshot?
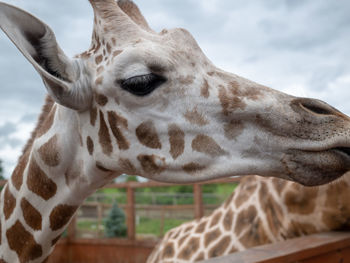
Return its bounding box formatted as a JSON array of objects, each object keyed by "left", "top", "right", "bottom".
[{"left": 333, "top": 147, "right": 350, "bottom": 158}]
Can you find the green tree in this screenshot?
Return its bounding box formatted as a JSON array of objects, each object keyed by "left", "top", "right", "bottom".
[
  {"left": 104, "top": 202, "right": 127, "bottom": 238},
  {"left": 0, "top": 159, "right": 4, "bottom": 180}
]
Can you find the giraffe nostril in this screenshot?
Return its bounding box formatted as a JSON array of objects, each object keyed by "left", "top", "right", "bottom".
[{"left": 293, "top": 98, "right": 340, "bottom": 116}]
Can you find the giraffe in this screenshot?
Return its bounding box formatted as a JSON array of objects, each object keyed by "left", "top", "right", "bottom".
[
  {"left": 1, "top": 0, "right": 350, "bottom": 262},
  {"left": 147, "top": 174, "right": 350, "bottom": 262}
]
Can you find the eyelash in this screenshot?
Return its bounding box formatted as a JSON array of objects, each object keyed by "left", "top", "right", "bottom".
[{"left": 120, "top": 73, "right": 167, "bottom": 96}]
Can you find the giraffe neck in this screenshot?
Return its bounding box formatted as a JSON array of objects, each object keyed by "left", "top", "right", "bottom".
[
  {"left": 148, "top": 174, "right": 350, "bottom": 262},
  {"left": 0, "top": 101, "right": 112, "bottom": 263}
]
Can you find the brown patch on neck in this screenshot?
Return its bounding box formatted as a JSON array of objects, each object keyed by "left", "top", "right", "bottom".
[
  {"left": 107, "top": 111, "right": 130, "bottom": 150},
  {"left": 136, "top": 121, "right": 162, "bottom": 149},
  {"left": 284, "top": 184, "right": 318, "bottom": 215},
  {"left": 21, "top": 198, "right": 42, "bottom": 231},
  {"left": 208, "top": 235, "right": 231, "bottom": 258},
  {"left": 210, "top": 211, "right": 223, "bottom": 228},
  {"left": 98, "top": 110, "right": 113, "bottom": 155},
  {"left": 322, "top": 182, "right": 350, "bottom": 229},
  {"left": 237, "top": 206, "right": 271, "bottom": 248},
  {"left": 11, "top": 151, "right": 29, "bottom": 191},
  {"left": 271, "top": 178, "right": 288, "bottom": 194},
  {"left": 192, "top": 134, "right": 226, "bottom": 157},
  {"left": 138, "top": 154, "right": 166, "bottom": 174},
  {"left": 223, "top": 209, "right": 234, "bottom": 231},
  {"left": 168, "top": 124, "right": 185, "bottom": 160},
  {"left": 27, "top": 156, "right": 57, "bottom": 200},
  {"left": 162, "top": 242, "right": 175, "bottom": 259},
  {"left": 184, "top": 108, "right": 209, "bottom": 126},
  {"left": 178, "top": 237, "right": 200, "bottom": 260},
  {"left": 38, "top": 135, "right": 61, "bottom": 167},
  {"left": 49, "top": 204, "right": 78, "bottom": 231},
  {"left": 3, "top": 186, "right": 16, "bottom": 220},
  {"left": 195, "top": 220, "right": 207, "bottom": 233},
  {"left": 201, "top": 79, "right": 210, "bottom": 98},
  {"left": 224, "top": 120, "right": 245, "bottom": 140},
  {"left": 259, "top": 182, "right": 284, "bottom": 237},
  {"left": 204, "top": 228, "right": 221, "bottom": 247},
  {"left": 6, "top": 220, "right": 43, "bottom": 263}
]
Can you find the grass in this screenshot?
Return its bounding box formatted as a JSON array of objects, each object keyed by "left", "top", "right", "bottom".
[{"left": 136, "top": 217, "right": 188, "bottom": 237}]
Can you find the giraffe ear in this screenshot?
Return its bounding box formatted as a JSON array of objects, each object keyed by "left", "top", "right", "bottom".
[
  {"left": 0, "top": 2, "right": 92, "bottom": 111},
  {"left": 117, "top": 0, "right": 154, "bottom": 32}
]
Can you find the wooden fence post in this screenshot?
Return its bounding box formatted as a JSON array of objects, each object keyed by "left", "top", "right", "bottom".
[
  {"left": 193, "top": 184, "right": 204, "bottom": 219},
  {"left": 126, "top": 186, "right": 136, "bottom": 240}
]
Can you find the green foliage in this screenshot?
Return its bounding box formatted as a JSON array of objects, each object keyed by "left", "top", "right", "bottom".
[{"left": 104, "top": 202, "right": 127, "bottom": 238}]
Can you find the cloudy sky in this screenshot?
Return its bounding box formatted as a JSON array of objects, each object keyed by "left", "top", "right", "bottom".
[{"left": 0, "top": 0, "right": 350, "bottom": 178}]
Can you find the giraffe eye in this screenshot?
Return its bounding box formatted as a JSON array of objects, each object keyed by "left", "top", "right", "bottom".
[{"left": 120, "top": 73, "right": 167, "bottom": 96}]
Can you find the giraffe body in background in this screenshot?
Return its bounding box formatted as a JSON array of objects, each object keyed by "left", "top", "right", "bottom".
[
  {"left": 1, "top": 0, "right": 350, "bottom": 262},
  {"left": 147, "top": 175, "right": 350, "bottom": 262}
]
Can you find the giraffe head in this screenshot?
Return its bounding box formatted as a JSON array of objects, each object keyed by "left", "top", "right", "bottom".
[{"left": 1, "top": 0, "right": 350, "bottom": 187}]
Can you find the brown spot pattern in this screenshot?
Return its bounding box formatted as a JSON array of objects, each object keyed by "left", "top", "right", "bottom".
[
  {"left": 4, "top": 186, "right": 16, "bottom": 220},
  {"left": 284, "top": 184, "right": 318, "bottom": 214},
  {"left": 168, "top": 124, "right": 185, "bottom": 160},
  {"left": 224, "top": 120, "right": 245, "bottom": 140},
  {"left": 237, "top": 206, "right": 271, "bottom": 248},
  {"left": 95, "top": 55, "right": 103, "bottom": 64},
  {"left": 192, "top": 134, "right": 226, "bottom": 157},
  {"left": 195, "top": 220, "right": 207, "bottom": 233},
  {"left": 162, "top": 242, "right": 175, "bottom": 258},
  {"left": 224, "top": 192, "right": 235, "bottom": 209},
  {"left": 90, "top": 107, "right": 97, "bottom": 126},
  {"left": 36, "top": 105, "right": 56, "bottom": 138},
  {"left": 108, "top": 111, "right": 130, "bottom": 150},
  {"left": 138, "top": 154, "right": 166, "bottom": 174},
  {"left": 209, "top": 236, "right": 231, "bottom": 258},
  {"left": 259, "top": 182, "right": 284, "bottom": 236},
  {"left": 218, "top": 86, "right": 246, "bottom": 115},
  {"left": 87, "top": 136, "right": 94, "bottom": 155},
  {"left": 178, "top": 237, "right": 200, "bottom": 260},
  {"left": 322, "top": 182, "right": 350, "bottom": 229},
  {"left": 136, "top": 121, "right": 162, "bottom": 149},
  {"left": 21, "top": 198, "right": 42, "bottom": 231},
  {"left": 50, "top": 204, "right": 78, "bottom": 231},
  {"left": 223, "top": 209, "right": 234, "bottom": 231},
  {"left": 201, "top": 79, "right": 210, "bottom": 98},
  {"left": 235, "top": 179, "right": 257, "bottom": 207},
  {"left": 184, "top": 108, "right": 209, "bottom": 126},
  {"left": 27, "top": 157, "right": 57, "bottom": 200},
  {"left": 96, "top": 93, "right": 108, "bottom": 106},
  {"left": 113, "top": 50, "right": 122, "bottom": 57},
  {"left": 11, "top": 152, "right": 29, "bottom": 191},
  {"left": 98, "top": 111, "right": 113, "bottom": 155},
  {"left": 204, "top": 228, "right": 221, "bottom": 247},
  {"left": 271, "top": 178, "right": 288, "bottom": 194},
  {"left": 38, "top": 135, "right": 60, "bottom": 167},
  {"left": 195, "top": 253, "right": 205, "bottom": 261},
  {"left": 6, "top": 221, "right": 42, "bottom": 263},
  {"left": 210, "top": 211, "right": 222, "bottom": 227},
  {"left": 183, "top": 162, "right": 206, "bottom": 174}
]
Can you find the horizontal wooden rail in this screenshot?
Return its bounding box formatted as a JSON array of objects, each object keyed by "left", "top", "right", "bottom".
[{"left": 201, "top": 232, "right": 350, "bottom": 263}]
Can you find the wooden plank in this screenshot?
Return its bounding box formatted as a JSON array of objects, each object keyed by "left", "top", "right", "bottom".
[
  {"left": 126, "top": 187, "right": 135, "bottom": 240},
  {"left": 201, "top": 232, "right": 350, "bottom": 263},
  {"left": 194, "top": 184, "right": 204, "bottom": 219}
]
